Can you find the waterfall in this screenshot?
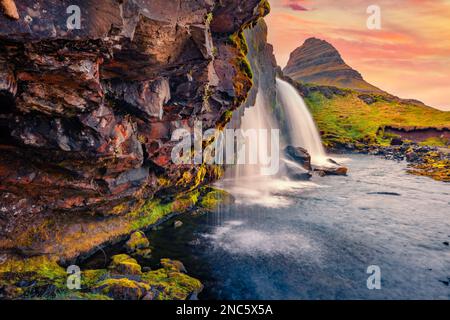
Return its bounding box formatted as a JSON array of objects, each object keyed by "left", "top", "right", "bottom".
[
  {"left": 276, "top": 78, "right": 328, "bottom": 165},
  {"left": 217, "top": 79, "right": 330, "bottom": 208},
  {"left": 218, "top": 88, "right": 317, "bottom": 208},
  {"left": 234, "top": 89, "right": 279, "bottom": 179}
]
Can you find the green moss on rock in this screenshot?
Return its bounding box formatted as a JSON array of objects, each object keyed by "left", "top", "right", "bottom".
[
  {"left": 109, "top": 254, "right": 142, "bottom": 276},
  {"left": 199, "top": 187, "right": 234, "bottom": 211},
  {"left": 125, "top": 231, "right": 150, "bottom": 253},
  {"left": 94, "top": 278, "right": 150, "bottom": 300},
  {"left": 0, "top": 256, "right": 66, "bottom": 289},
  {"left": 141, "top": 261, "right": 203, "bottom": 301}
]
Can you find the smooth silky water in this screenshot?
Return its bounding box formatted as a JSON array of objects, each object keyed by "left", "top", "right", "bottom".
[{"left": 145, "top": 155, "right": 450, "bottom": 300}]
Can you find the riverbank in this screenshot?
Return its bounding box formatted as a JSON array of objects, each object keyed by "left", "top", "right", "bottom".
[{"left": 328, "top": 143, "right": 450, "bottom": 182}]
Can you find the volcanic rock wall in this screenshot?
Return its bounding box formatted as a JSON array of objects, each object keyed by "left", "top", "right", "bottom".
[
  {"left": 228, "top": 18, "right": 277, "bottom": 129},
  {"left": 0, "top": 0, "right": 269, "bottom": 262}
]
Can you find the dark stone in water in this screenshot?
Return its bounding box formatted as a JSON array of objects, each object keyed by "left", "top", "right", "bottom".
[
  {"left": 284, "top": 146, "right": 312, "bottom": 171},
  {"left": 314, "top": 166, "right": 348, "bottom": 176},
  {"left": 391, "top": 137, "right": 404, "bottom": 146},
  {"left": 367, "top": 192, "right": 401, "bottom": 196},
  {"left": 439, "top": 280, "right": 449, "bottom": 286},
  {"left": 327, "top": 158, "right": 339, "bottom": 165}
]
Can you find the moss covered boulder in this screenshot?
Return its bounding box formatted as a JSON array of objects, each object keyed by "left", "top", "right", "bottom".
[
  {"left": 160, "top": 259, "right": 188, "bottom": 273},
  {"left": 0, "top": 254, "right": 203, "bottom": 300},
  {"left": 141, "top": 260, "right": 203, "bottom": 300},
  {"left": 108, "top": 254, "right": 142, "bottom": 276},
  {"left": 94, "top": 278, "right": 150, "bottom": 300},
  {"left": 124, "top": 231, "right": 152, "bottom": 258},
  {"left": 125, "top": 231, "right": 150, "bottom": 252},
  {"left": 407, "top": 151, "right": 450, "bottom": 182},
  {"left": 199, "top": 187, "right": 235, "bottom": 212}
]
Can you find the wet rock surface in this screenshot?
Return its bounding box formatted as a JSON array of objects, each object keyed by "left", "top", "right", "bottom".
[
  {"left": 0, "top": 0, "right": 268, "bottom": 261},
  {"left": 285, "top": 146, "right": 312, "bottom": 171}
]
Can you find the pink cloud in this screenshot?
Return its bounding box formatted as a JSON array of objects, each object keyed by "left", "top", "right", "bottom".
[{"left": 281, "top": 0, "right": 308, "bottom": 11}]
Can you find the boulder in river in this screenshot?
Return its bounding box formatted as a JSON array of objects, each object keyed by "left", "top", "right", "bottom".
[
  {"left": 108, "top": 254, "right": 142, "bottom": 276},
  {"left": 284, "top": 146, "right": 312, "bottom": 171},
  {"left": 314, "top": 166, "right": 348, "bottom": 176},
  {"left": 391, "top": 137, "right": 404, "bottom": 146},
  {"left": 125, "top": 231, "right": 150, "bottom": 253},
  {"left": 314, "top": 158, "right": 348, "bottom": 176}
]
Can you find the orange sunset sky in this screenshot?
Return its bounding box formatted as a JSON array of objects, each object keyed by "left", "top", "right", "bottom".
[{"left": 265, "top": 0, "right": 450, "bottom": 110}]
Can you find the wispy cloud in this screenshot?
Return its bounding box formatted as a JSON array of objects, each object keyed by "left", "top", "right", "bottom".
[{"left": 282, "top": 0, "right": 308, "bottom": 11}]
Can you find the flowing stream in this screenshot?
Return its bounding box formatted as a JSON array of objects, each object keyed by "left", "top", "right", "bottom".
[{"left": 144, "top": 155, "right": 450, "bottom": 300}]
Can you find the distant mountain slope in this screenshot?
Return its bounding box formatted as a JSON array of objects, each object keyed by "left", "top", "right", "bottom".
[
  {"left": 283, "top": 37, "right": 384, "bottom": 93},
  {"left": 276, "top": 75, "right": 450, "bottom": 149}
]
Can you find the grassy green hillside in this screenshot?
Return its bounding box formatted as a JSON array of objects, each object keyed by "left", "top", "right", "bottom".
[{"left": 303, "top": 87, "right": 450, "bottom": 148}]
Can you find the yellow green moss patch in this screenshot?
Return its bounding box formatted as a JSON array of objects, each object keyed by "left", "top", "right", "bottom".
[
  {"left": 0, "top": 256, "right": 66, "bottom": 288},
  {"left": 93, "top": 278, "right": 150, "bottom": 300},
  {"left": 408, "top": 152, "right": 450, "bottom": 182},
  {"left": 109, "top": 254, "right": 142, "bottom": 275},
  {"left": 125, "top": 231, "right": 150, "bottom": 253},
  {"left": 199, "top": 187, "right": 234, "bottom": 211},
  {"left": 141, "top": 266, "right": 203, "bottom": 301}
]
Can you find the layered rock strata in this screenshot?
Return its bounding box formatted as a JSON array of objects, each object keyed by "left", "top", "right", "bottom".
[{"left": 0, "top": 0, "right": 269, "bottom": 263}]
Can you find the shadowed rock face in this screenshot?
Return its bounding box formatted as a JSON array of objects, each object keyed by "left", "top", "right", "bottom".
[
  {"left": 0, "top": 0, "right": 269, "bottom": 261},
  {"left": 283, "top": 37, "right": 384, "bottom": 93},
  {"left": 228, "top": 18, "right": 277, "bottom": 129}
]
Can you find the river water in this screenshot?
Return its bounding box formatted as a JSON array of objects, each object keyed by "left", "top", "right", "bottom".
[
  {"left": 83, "top": 154, "right": 450, "bottom": 299},
  {"left": 144, "top": 154, "right": 450, "bottom": 300}
]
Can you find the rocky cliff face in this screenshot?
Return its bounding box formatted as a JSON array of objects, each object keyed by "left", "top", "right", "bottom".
[
  {"left": 228, "top": 19, "right": 278, "bottom": 130},
  {"left": 283, "top": 37, "right": 383, "bottom": 93},
  {"left": 0, "top": 0, "right": 269, "bottom": 263},
  {"left": 243, "top": 19, "right": 277, "bottom": 111}
]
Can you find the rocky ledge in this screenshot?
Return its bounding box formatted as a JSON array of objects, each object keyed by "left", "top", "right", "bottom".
[{"left": 0, "top": 0, "right": 270, "bottom": 299}]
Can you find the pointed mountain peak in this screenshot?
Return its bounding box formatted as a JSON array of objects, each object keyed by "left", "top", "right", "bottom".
[{"left": 283, "top": 38, "right": 384, "bottom": 93}]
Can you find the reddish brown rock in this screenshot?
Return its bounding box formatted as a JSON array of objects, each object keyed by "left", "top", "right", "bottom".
[
  {"left": 0, "top": 0, "right": 19, "bottom": 20},
  {"left": 0, "top": 0, "right": 268, "bottom": 261}
]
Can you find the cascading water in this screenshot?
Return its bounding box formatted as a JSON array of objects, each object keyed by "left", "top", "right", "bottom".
[
  {"left": 218, "top": 88, "right": 318, "bottom": 208},
  {"left": 234, "top": 89, "right": 279, "bottom": 179},
  {"left": 276, "top": 78, "right": 328, "bottom": 165},
  {"left": 221, "top": 90, "right": 290, "bottom": 208}
]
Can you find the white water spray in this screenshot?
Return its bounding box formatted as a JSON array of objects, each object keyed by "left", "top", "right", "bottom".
[
  {"left": 276, "top": 78, "right": 328, "bottom": 165},
  {"left": 219, "top": 89, "right": 319, "bottom": 208},
  {"left": 234, "top": 90, "right": 279, "bottom": 179}
]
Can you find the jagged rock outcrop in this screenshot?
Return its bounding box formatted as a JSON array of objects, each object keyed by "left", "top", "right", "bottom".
[
  {"left": 228, "top": 18, "right": 277, "bottom": 129},
  {"left": 283, "top": 37, "right": 384, "bottom": 93},
  {"left": 0, "top": 0, "right": 269, "bottom": 262},
  {"left": 243, "top": 19, "right": 277, "bottom": 111}
]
